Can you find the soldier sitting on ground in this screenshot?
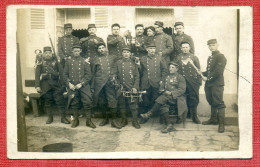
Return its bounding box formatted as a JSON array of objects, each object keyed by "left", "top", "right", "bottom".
[
  {"left": 63, "top": 45, "right": 95, "bottom": 129},
  {"left": 35, "top": 46, "right": 70, "bottom": 125},
  {"left": 140, "top": 62, "right": 187, "bottom": 133}
]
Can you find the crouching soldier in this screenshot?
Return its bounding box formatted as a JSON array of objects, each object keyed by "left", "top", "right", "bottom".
[
  {"left": 141, "top": 62, "right": 187, "bottom": 133},
  {"left": 35, "top": 46, "right": 70, "bottom": 124},
  {"left": 92, "top": 43, "right": 121, "bottom": 129},
  {"left": 63, "top": 45, "right": 95, "bottom": 128},
  {"left": 112, "top": 47, "right": 141, "bottom": 129}
]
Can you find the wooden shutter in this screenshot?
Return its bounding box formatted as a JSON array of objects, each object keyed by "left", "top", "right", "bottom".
[
  {"left": 30, "top": 9, "right": 45, "bottom": 29},
  {"left": 183, "top": 8, "right": 199, "bottom": 26},
  {"left": 95, "top": 8, "right": 109, "bottom": 28}
]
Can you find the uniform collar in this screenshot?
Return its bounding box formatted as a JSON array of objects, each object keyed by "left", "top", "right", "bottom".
[
  {"left": 122, "top": 58, "right": 132, "bottom": 62},
  {"left": 136, "top": 34, "right": 144, "bottom": 37},
  {"left": 155, "top": 32, "right": 163, "bottom": 36},
  {"left": 73, "top": 56, "right": 80, "bottom": 59},
  {"left": 65, "top": 34, "right": 72, "bottom": 37},
  {"left": 89, "top": 34, "right": 97, "bottom": 37},
  {"left": 176, "top": 32, "right": 185, "bottom": 36},
  {"left": 212, "top": 50, "right": 220, "bottom": 55},
  {"left": 147, "top": 53, "right": 155, "bottom": 58}
]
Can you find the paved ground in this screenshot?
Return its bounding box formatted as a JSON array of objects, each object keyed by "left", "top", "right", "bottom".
[{"left": 25, "top": 114, "right": 239, "bottom": 152}]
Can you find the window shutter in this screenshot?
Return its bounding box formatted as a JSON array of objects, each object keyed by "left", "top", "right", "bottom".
[
  {"left": 183, "top": 8, "right": 199, "bottom": 26},
  {"left": 30, "top": 9, "right": 45, "bottom": 29},
  {"left": 95, "top": 8, "right": 109, "bottom": 28}
]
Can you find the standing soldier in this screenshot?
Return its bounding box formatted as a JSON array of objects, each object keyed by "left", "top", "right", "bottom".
[
  {"left": 63, "top": 45, "right": 95, "bottom": 128},
  {"left": 131, "top": 24, "right": 147, "bottom": 58},
  {"left": 154, "top": 21, "right": 173, "bottom": 63},
  {"left": 201, "top": 39, "right": 227, "bottom": 133},
  {"left": 138, "top": 43, "right": 168, "bottom": 123},
  {"left": 35, "top": 46, "right": 70, "bottom": 124},
  {"left": 92, "top": 43, "right": 121, "bottom": 129},
  {"left": 58, "top": 23, "right": 79, "bottom": 67},
  {"left": 113, "top": 47, "right": 141, "bottom": 129},
  {"left": 107, "top": 23, "right": 127, "bottom": 63},
  {"left": 80, "top": 24, "right": 105, "bottom": 69},
  {"left": 173, "top": 22, "right": 195, "bottom": 61},
  {"left": 141, "top": 62, "right": 187, "bottom": 133},
  {"left": 177, "top": 42, "right": 202, "bottom": 124}
]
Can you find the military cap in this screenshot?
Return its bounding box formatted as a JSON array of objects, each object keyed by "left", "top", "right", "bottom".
[
  {"left": 174, "top": 22, "right": 184, "bottom": 27},
  {"left": 207, "top": 39, "right": 218, "bottom": 45},
  {"left": 97, "top": 42, "right": 106, "bottom": 49},
  {"left": 111, "top": 23, "right": 120, "bottom": 28},
  {"left": 169, "top": 61, "right": 179, "bottom": 67},
  {"left": 64, "top": 23, "right": 72, "bottom": 29},
  {"left": 154, "top": 21, "right": 164, "bottom": 27},
  {"left": 147, "top": 26, "right": 155, "bottom": 32},
  {"left": 88, "top": 24, "right": 96, "bottom": 30},
  {"left": 180, "top": 41, "right": 191, "bottom": 46},
  {"left": 43, "top": 46, "right": 52, "bottom": 52},
  {"left": 122, "top": 47, "right": 132, "bottom": 52},
  {"left": 146, "top": 42, "right": 156, "bottom": 48},
  {"left": 135, "top": 24, "right": 144, "bottom": 29},
  {"left": 72, "top": 45, "right": 81, "bottom": 49}
]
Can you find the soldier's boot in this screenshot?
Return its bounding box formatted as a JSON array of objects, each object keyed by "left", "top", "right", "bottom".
[
  {"left": 161, "top": 113, "right": 176, "bottom": 133},
  {"left": 190, "top": 107, "right": 201, "bottom": 124},
  {"left": 110, "top": 108, "right": 121, "bottom": 129},
  {"left": 99, "top": 109, "right": 109, "bottom": 126},
  {"left": 140, "top": 103, "right": 161, "bottom": 119},
  {"left": 120, "top": 110, "right": 128, "bottom": 127},
  {"left": 186, "top": 108, "right": 191, "bottom": 119},
  {"left": 202, "top": 107, "right": 218, "bottom": 125},
  {"left": 132, "top": 110, "right": 140, "bottom": 129},
  {"left": 71, "top": 109, "right": 79, "bottom": 128},
  {"left": 218, "top": 108, "right": 225, "bottom": 133},
  {"left": 85, "top": 109, "right": 96, "bottom": 129},
  {"left": 159, "top": 115, "right": 165, "bottom": 124},
  {"left": 176, "top": 116, "right": 183, "bottom": 124},
  {"left": 45, "top": 107, "right": 53, "bottom": 124},
  {"left": 60, "top": 109, "right": 70, "bottom": 124}
]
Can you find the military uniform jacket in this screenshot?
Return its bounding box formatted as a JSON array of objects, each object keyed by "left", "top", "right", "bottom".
[
  {"left": 154, "top": 32, "right": 173, "bottom": 61},
  {"left": 159, "top": 72, "right": 187, "bottom": 116},
  {"left": 63, "top": 56, "right": 92, "bottom": 87},
  {"left": 107, "top": 34, "right": 126, "bottom": 62},
  {"left": 35, "top": 59, "right": 61, "bottom": 95},
  {"left": 132, "top": 34, "right": 147, "bottom": 58},
  {"left": 202, "top": 50, "right": 227, "bottom": 87},
  {"left": 80, "top": 35, "right": 104, "bottom": 59},
  {"left": 173, "top": 33, "right": 194, "bottom": 56},
  {"left": 140, "top": 54, "right": 168, "bottom": 90},
  {"left": 177, "top": 53, "right": 202, "bottom": 88},
  {"left": 92, "top": 53, "right": 115, "bottom": 96},
  {"left": 58, "top": 35, "right": 79, "bottom": 60},
  {"left": 113, "top": 58, "right": 140, "bottom": 91}
]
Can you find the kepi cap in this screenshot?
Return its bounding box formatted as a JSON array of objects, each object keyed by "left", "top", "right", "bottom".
[
  {"left": 146, "top": 42, "right": 156, "bottom": 48},
  {"left": 154, "top": 21, "right": 164, "bottom": 27},
  {"left": 174, "top": 22, "right": 184, "bottom": 27},
  {"left": 122, "top": 47, "right": 131, "bottom": 52},
  {"left": 207, "top": 39, "right": 217, "bottom": 45},
  {"left": 64, "top": 23, "right": 72, "bottom": 29},
  {"left": 72, "top": 45, "right": 81, "bottom": 49},
  {"left": 43, "top": 46, "right": 52, "bottom": 52},
  {"left": 97, "top": 42, "right": 106, "bottom": 49},
  {"left": 169, "top": 61, "right": 179, "bottom": 67},
  {"left": 88, "top": 24, "right": 96, "bottom": 30}
]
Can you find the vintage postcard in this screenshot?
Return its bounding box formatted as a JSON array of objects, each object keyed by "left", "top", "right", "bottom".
[{"left": 6, "top": 5, "right": 252, "bottom": 159}]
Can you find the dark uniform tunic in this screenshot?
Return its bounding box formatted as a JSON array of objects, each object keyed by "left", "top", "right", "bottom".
[
  {"left": 80, "top": 35, "right": 105, "bottom": 67},
  {"left": 132, "top": 34, "right": 147, "bottom": 58},
  {"left": 58, "top": 34, "right": 79, "bottom": 66},
  {"left": 177, "top": 53, "right": 202, "bottom": 108},
  {"left": 113, "top": 58, "right": 140, "bottom": 115},
  {"left": 63, "top": 56, "right": 92, "bottom": 110},
  {"left": 107, "top": 34, "right": 126, "bottom": 63},
  {"left": 154, "top": 32, "right": 173, "bottom": 63},
  {"left": 92, "top": 52, "right": 117, "bottom": 109},
  {"left": 173, "top": 33, "right": 194, "bottom": 60},
  {"left": 35, "top": 58, "right": 65, "bottom": 109},
  {"left": 156, "top": 72, "right": 187, "bottom": 116},
  {"left": 139, "top": 54, "right": 168, "bottom": 108},
  {"left": 202, "top": 50, "right": 227, "bottom": 109}
]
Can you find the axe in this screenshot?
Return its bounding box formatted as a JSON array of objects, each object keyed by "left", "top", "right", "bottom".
[{"left": 181, "top": 58, "right": 207, "bottom": 81}]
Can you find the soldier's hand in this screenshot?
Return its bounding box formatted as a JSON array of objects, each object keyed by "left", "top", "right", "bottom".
[
  {"left": 158, "top": 52, "right": 163, "bottom": 56},
  {"left": 79, "top": 37, "right": 88, "bottom": 43},
  {"left": 132, "top": 88, "right": 137, "bottom": 94},
  {"left": 75, "top": 83, "right": 82, "bottom": 89},
  {"left": 36, "top": 87, "right": 42, "bottom": 93},
  {"left": 202, "top": 76, "right": 207, "bottom": 81},
  {"left": 69, "top": 83, "right": 76, "bottom": 91},
  {"left": 93, "top": 39, "right": 99, "bottom": 44},
  {"left": 164, "top": 91, "right": 172, "bottom": 96},
  {"left": 85, "top": 57, "right": 90, "bottom": 64}
]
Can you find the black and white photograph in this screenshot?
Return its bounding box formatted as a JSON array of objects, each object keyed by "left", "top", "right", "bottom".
[{"left": 7, "top": 5, "right": 252, "bottom": 159}]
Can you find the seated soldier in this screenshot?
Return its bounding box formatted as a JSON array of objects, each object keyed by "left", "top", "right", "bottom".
[
  {"left": 35, "top": 46, "right": 70, "bottom": 124},
  {"left": 141, "top": 62, "right": 187, "bottom": 133}
]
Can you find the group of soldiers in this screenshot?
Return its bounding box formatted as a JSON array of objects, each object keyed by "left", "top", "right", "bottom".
[{"left": 35, "top": 21, "right": 227, "bottom": 134}]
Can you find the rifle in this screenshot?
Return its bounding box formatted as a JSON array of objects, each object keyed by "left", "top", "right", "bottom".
[{"left": 48, "top": 32, "right": 60, "bottom": 63}]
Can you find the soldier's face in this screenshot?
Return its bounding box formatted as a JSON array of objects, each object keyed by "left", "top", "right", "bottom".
[
  {"left": 98, "top": 45, "right": 106, "bottom": 54},
  {"left": 175, "top": 25, "right": 184, "bottom": 35},
  {"left": 169, "top": 65, "right": 178, "bottom": 74},
  {"left": 155, "top": 25, "right": 163, "bottom": 33},
  {"left": 208, "top": 43, "right": 219, "bottom": 52},
  {"left": 112, "top": 26, "right": 120, "bottom": 35},
  {"left": 147, "top": 47, "right": 156, "bottom": 55},
  {"left": 136, "top": 27, "right": 144, "bottom": 36},
  {"left": 88, "top": 28, "right": 97, "bottom": 35},
  {"left": 65, "top": 28, "right": 72, "bottom": 35},
  {"left": 181, "top": 43, "right": 191, "bottom": 53},
  {"left": 43, "top": 51, "right": 52, "bottom": 60},
  {"left": 122, "top": 50, "right": 131, "bottom": 58},
  {"left": 147, "top": 29, "right": 155, "bottom": 36},
  {"left": 72, "top": 48, "right": 81, "bottom": 57}
]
